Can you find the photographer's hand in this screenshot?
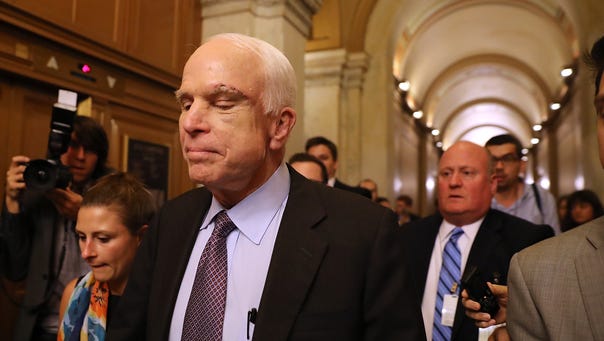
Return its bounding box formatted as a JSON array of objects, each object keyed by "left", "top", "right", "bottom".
[
  {"left": 461, "top": 283, "right": 508, "bottom": 327},
  {"left": 5, "top": 155, "right": 30, "bottom": 214},
  {"left": 46, "top": 187, "right": 83, "bottom": 221}
]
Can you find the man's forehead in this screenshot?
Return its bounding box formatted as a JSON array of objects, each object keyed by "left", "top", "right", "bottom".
[
  {"left": 486, "top": 143, "right": 515, "bottom": 152},
  {"left": 438, "top": 164, "right": 479, "bottom": 170}
]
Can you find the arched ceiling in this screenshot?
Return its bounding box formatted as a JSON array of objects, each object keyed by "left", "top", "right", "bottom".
[{"left": 393, "top": 0, "right": 578, "bottom": 150}]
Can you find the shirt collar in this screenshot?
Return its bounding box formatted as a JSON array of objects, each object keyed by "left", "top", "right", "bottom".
[
  {"left": 201, "top": 163, "right": 290, "bottom": 245},
  {"left": 439, "top": 216, "right": 485, "bottom": 243}
]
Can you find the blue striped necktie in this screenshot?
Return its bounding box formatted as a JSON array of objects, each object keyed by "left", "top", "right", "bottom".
[{"left": 433, "top": 227, "right": 464, "bottom": 341}]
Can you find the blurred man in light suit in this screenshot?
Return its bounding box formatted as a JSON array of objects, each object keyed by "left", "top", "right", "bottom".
[{"left": 505, "top": 34, "right": 604, "bottom": 341}]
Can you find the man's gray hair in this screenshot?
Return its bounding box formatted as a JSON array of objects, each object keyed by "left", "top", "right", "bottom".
[{"left": 207, "top": 33, "right": 297, "bottom": 117}]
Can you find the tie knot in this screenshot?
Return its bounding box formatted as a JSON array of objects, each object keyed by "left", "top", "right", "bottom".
[
  {"left": 213, "top": 211, "right": 237, "bottom": 238},
  {"left": 449, "top": 227, "right": 464, "bottom": 243}
]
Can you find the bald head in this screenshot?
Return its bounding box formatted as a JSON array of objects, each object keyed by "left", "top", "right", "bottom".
[{"left": 437, "top": 141, "right": 496, "bottom": 226}]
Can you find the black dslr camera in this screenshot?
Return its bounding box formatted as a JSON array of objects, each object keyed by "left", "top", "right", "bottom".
[
  {"left": 461, "top": 265, "right": 500, "bottom": 317},
  {"left": 23, "top": 90, "right": 78, "bottom": 191}
]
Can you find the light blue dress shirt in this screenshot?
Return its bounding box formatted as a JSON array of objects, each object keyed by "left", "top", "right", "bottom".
[
  {"left": 169, "top": 164, "right": 290, "bottom": 341},
  {"left": 491, "top": 183, "right": 561, "bottom": 235}
]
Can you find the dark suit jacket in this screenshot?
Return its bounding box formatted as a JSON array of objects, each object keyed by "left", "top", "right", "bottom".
[
  {"left": 108, "top": 167, "right": 425, "bottom": 341},
  {"left": 333, "top": 178, "right": 372, "bottom": 199},
  {"left": 401, "top": 209, "right": 553, "bottom": 341},
  {"left": 1, "top": 193, "right": 64, "bottom": 341}
]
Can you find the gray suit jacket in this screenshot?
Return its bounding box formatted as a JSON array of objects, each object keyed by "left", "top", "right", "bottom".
[{"left": 508, "top": 217, "right": 604, "bottom": 341}]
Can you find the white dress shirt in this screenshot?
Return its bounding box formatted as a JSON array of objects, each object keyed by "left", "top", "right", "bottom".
[
  {"left": 421, "top": 217, "right": 483, "bottom": 340},
  {"left": 169, "top": 164, "right": 290, "bottom": 341}
]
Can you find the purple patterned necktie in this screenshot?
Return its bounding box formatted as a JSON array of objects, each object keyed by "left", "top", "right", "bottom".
[{"left": 182, "top": 210, "right": 237, "bottom": 341}]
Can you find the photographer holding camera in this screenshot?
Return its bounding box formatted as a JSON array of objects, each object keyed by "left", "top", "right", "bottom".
[{"left": 1, "top": 115, "right": 112, "bottom": 341}]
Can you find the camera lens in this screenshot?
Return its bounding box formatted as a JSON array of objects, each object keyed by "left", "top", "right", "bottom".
[{"left": 23, "top": 159, "right": 58, "bottom": 191}]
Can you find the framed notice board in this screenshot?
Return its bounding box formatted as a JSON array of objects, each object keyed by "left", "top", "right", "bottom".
[{"left": 123, "top": 136, "right": 170, "bottom": 207}]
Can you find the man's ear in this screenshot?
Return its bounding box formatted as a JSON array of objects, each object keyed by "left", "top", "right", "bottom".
[
  {"left": 489, "top": 173, "right": 498, "bottom": 195},
  {"left": 136, "top": 224, "right": 149, "bottom": 244},
  {"left": 269, "top": 107, "right": 296, "bottom": 150}
]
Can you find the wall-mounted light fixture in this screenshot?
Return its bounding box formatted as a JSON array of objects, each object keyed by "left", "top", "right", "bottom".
[
  {"left": 398, "top": 80, "right": 410, "bottom": 92},
  {"left": 560, "top": 67, "right": 573, "bottom": 78}
]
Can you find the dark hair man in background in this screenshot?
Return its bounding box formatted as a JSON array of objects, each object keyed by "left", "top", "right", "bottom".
[
  {"left": 305, "top": 136, "right": 372, "bottom": 199},
  {"left": 1, "top": 116, "right": 112, "bottom": 341},
  {"left": 485, "top": 134, "right": 561, "bottom": 234},
  {"left": 288, "top": 152, "right": 328, "bottom": 184},
  {"left": 395, "top": 194, "right": 420, "bottom": 226}
]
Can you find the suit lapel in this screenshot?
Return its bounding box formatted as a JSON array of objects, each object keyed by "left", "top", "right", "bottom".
[
  {"left": 252, "top": 170, "right": 328, "bottom": 340},
  {"left": 464, "top": 210, "right": 503, "bottom": 276},
  {"left": 411, "top": 215, "right": 442, "bottom": 298},
  {"left": 157, "top": 188, "right": 213, "bottom": 335},
  {"left": 575, "top": 223, "right": 604, "bottom": 340}
]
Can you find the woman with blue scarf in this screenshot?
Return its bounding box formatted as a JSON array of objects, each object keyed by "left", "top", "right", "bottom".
[{"left": 57, "top": 172, "right": 156, "bottom": 341}]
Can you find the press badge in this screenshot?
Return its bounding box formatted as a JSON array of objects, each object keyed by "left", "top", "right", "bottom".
[{"left": 441, "top": 294, "right": 458, "bottom": 326}]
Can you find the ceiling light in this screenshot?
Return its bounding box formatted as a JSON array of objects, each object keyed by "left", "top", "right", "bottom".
[
  {"left": 412, "top": 110, "right": 423, "bottom": 119},
  {"left": 521, "top": 148, "right": 529, "bottom": 155},
  {"left": 531, "top": 137, "right": 540, "bottom": 145},
  {"left": 550, "top": 103, "right": 561, "bottom": 111},
  {"left": 532, "top": 124, "right": 542, "bottom": 132},
  {"left": 431, "top": 129, "right": 440, "bottom": 136},
  {"left": 436, "top": 141, "right": 443, "bottom": 148},
  {"left": 560, "top": 68, "right": 573, "bottom": 78},
  {"left": 398, "top": 80, "right": 410, "bottom": 92}
]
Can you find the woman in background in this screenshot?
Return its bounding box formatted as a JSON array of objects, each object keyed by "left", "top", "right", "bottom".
[
  {"left": 57, "top": 172, "right": 156, "bottom": 340},
  {"left": 561, "top": 189, "right": 604, "bottom": 232}
]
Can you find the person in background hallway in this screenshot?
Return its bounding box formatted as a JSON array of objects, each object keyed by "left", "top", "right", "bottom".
[
  {"left": 305, "top": 136, "right": 372, "bottom": 199},
  {"left": 485, "top": 134, "right": 561, "bottom": 234},
  {"left": 287, "top": 153, "right": 328, "bottom": 184},
  {"left": 401, "top": 141, "right": 553, "bottom": 341},
  {"left": 557, "top": 194, "right": 569, "bottom": 227},
  {"left": 107, "top": 33, "right": 425, "bottom": 341},
  {"left": 561, "top": 189, "right": 604, "bottom": 232},
  {"left": 377, "top": 196, "right": 393, "bottom": 210},
  {"left": 58, "top": 172, "right": 155, "bottom": 341},
  {"left": 462, "top": 33, "right": 604, "bottom": 341},
  {"left": 0, "top": 116, "right": 112, "bottom": 341},
  {"left": 358, "top": 178, "right": 378, "bottom": 201},
  {"left": 395, "top": 194, "right": 420, "bottom": 226}
]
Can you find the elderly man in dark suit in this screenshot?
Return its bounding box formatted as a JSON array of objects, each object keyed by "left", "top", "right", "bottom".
[
  {"left": 401, "top": 141, "right": 553, "bottom": 341},
  {"left": 107, "top": 33, "right": 424, "bottom": 341}
]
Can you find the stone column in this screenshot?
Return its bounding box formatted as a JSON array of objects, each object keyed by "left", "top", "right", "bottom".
[
  {"left": 340, "top": 52, "right": 369, "bottom": 183},
  {"left": 304, "top": 48, "right": 368, "bottom": 183},
  {"left": 200, "top": 0, "right": 322, "bottom": 155},
  {"left": 304, "top": 48, "right": 346, "bottom": 143}
]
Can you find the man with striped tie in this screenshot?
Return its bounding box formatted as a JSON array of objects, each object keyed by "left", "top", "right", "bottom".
[{"left": 401, "top": 141, "right": 553, "bottom": 340}]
